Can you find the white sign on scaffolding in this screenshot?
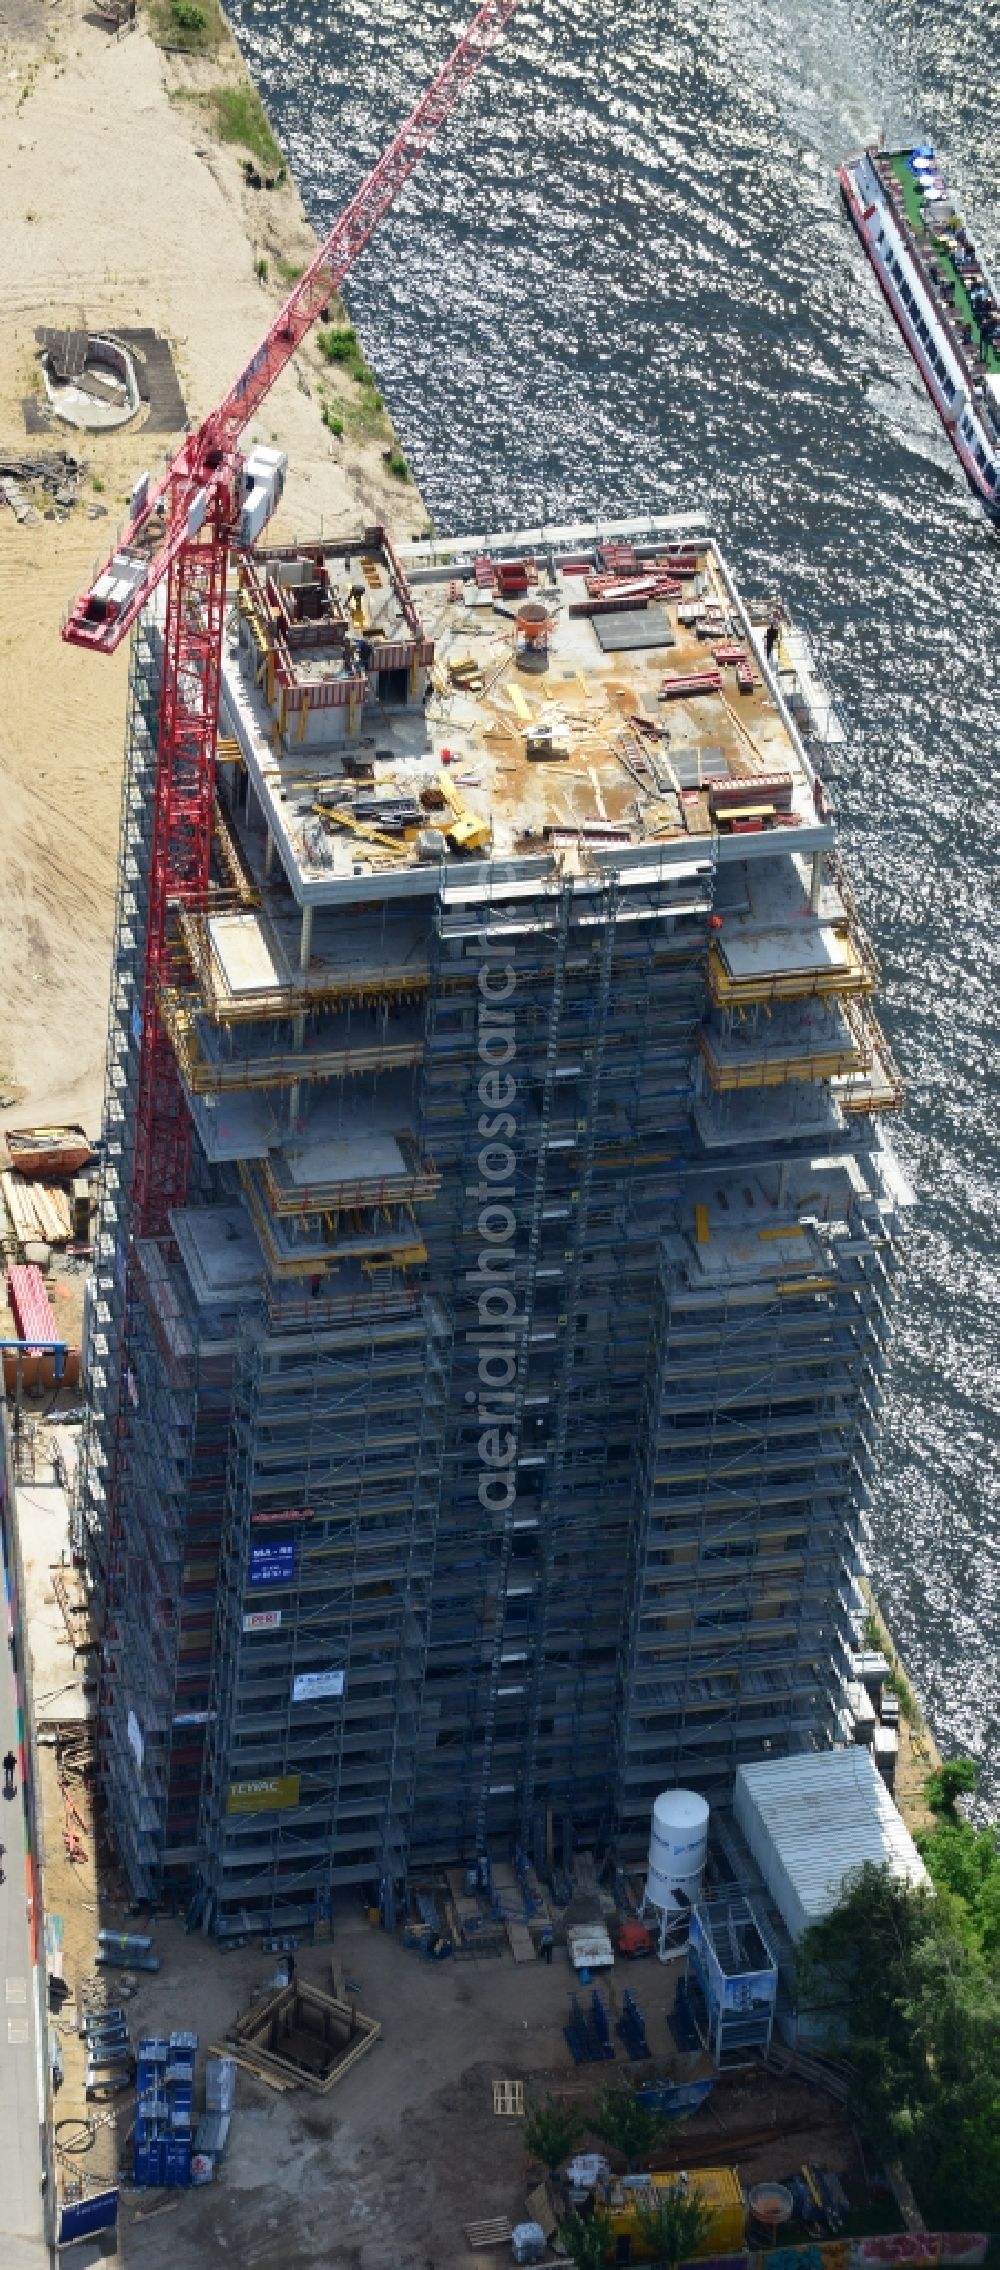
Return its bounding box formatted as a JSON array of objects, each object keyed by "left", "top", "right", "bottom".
[
  {"left": 291, "top": 1669, "right": 346, "bottom": 1704},
  {"left": 243, "top": 1608, "right": 282, "bottom": 1634}
]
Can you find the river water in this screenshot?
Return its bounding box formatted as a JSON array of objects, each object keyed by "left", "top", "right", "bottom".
[{"left": 227, "top": 0, "right": 998, "bottom": 1804}]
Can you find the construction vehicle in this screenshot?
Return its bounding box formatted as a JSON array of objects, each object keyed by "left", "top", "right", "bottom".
[{"left": 437, "top": 770, "right": 491, "bottom": 853}]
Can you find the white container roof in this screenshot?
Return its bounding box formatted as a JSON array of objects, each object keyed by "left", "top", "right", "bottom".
[{"left": 734, "top": 1748, "right": 929, "bottom": 1943}]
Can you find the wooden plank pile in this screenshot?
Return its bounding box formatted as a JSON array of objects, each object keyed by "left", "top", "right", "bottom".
[
  {"left": 659, "top": 669, "right": 723, "bottom": 700},
  {"left": 1, "top": 1172, "right": 73, "bottom": 1246}
]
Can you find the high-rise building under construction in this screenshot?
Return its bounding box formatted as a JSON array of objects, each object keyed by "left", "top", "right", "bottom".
[{"left": 78, "top": 512, "right": 907, "bottom": 1937}]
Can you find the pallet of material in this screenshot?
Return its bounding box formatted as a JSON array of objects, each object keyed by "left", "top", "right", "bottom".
[
  {"left": 597, "top": 541, "right": 638, "bottom": 571},
  {"left": 568, "top": 590, "right": 653, "bottom": 618},
  {"left": 584, "top": 573, "right": 682, "bottom": 602},
  {"left": 492, "top": 2078, "right": 525, "bottom": 2115},
  {"left": 505, "top": 1918, "right": 536, "bottom": 1964},
  {"left": 712, "top": 642, "right": 747, "bottom": 666},
  {"left": 659, "top": 670, "right": 722, "bottom": 700},
  {"left": 465, "top": 2217, "right": 514, "bottom": 2249},
  {"left": 7, "top": 1262, "right": 59, "bottom": 1346},
  {"left": 1, "top": 1172, "right": 73, "bottom": 1246},
  {"left": 709, "top": 770, "right": 793, "bottom": 816},
  {"left": 680, "top": 791, "right": 712, "bottom": 836}
]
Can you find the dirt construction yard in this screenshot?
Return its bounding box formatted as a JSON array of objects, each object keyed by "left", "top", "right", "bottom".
[{"left": 51, "top": 1905, "right": 851, "bottom": 2270}]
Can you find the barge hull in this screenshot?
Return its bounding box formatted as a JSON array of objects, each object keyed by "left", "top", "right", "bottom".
[{"left": 840, "top": 152, "right": 1000, "bottom": 522}]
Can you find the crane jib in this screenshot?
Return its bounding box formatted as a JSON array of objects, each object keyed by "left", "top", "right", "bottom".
[{"left": 63, "top": 0, "right": 522, "bottom": 648}]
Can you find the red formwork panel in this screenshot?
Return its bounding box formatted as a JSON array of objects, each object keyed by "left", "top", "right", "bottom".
[{"left": 7, "top": 1264, "right": 58, "bottom": 1350}]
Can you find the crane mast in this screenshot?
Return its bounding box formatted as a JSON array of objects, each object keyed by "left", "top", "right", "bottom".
[{"left": 64, "top": 0, "right": 522, "bottom": 1245}]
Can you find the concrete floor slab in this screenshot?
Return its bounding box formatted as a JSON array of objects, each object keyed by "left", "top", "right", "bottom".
[
  {"left": 172, "top": 1205, "right": 263, "bottom": 1306},
  {"left": 209, "top": 911, "right": 287, "bottom": 998}
]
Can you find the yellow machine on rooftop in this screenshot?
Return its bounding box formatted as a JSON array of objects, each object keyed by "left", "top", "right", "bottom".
[
  {"left": 437, "top": 770, "right": 491, "bottom": 853},
  {"left": 603, "top": 2168, "right": 745, "bottom": 2262}
]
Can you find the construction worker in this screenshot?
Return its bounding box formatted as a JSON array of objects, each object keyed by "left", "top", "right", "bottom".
[
  {"left": 765, "top": 610, "right": 781, "bottom": 662},
  {"left": 3, "top": 1749, "right": 16, "bottom": 1794},
  {"left": 538, "top": 1926, "right": 554, "bottom": 1965}
]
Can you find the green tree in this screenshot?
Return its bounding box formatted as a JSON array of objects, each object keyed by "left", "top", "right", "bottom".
[
  {"left": 634, "top": 2181, "right": 714, "bottom": 2270},
  {"left": 559, "top": 2208, "right": 612, "bottom": 2270},
  {"left": 918, "top": 1773, "right": 1000, "bottom": 1963},
  {"left": 523, "top": 2093, "right": 583, "bottom": 2172},
  {"left": 798, "top": 1859, "right": 1000, "bottom": 2228},
  {"left": 590, "top": 2083, "right": 666, "bottom": 2171},
  {"left": 925, "top": 1756, "right": 978, "bottom": 1817}
]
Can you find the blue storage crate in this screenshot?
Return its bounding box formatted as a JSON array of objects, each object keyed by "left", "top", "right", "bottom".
[
  {"left": 169, "top": 2031, "right": 198, "bottom": 2055},
  {"left": 164, "top": 2139, "right": 192, "bottom": 2187},
  {"left": 137, "top": 2037, "right": 169, "bottom": 2063},
  {"left": 134, "top": 2139, "right": 166, "bottom": 2188},
  {"left": 135, "top": 2093, "right": 168, "bottom": 2128}
]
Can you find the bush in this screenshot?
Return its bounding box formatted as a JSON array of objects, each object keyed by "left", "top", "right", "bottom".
[
  {"left": 321, "top": 406, "right": 344, "bottom": 438},
  {"left": 590, "top": 2083, "right": 666, "bottom": 2171},
  {"left": 559, "top": 2208, "right": 612, "bottom": 2270},
  {"left": 318, "top": 324, "right": 360, "bottom": 365},
  {"left": 523, "top": 2093, "right": 583, "bottom": 2172},
  {"left": 925, "top": 1757, "right": 978, "bottom": 1817},
  {"left": 634, "top": 2182, "right": 714, "bottom": 2270},
  {"left": 387, "top": 449, "right": 409, "bottom": 481},
  {"left": 171, "top": 0, "right": 206, "bottom": 28},
  {"left": 207, "top": 87, "right": 282, "bottom": 173}
]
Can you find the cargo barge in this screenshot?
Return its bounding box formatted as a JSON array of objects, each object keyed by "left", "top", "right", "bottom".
[{"left": 839, "top": 143, "right": 1000, "bottom": 519}]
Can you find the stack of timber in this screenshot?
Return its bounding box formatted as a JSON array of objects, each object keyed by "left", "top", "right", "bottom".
[{"left": 1, "top": 1172, "right": 74, "bottom": 1247}]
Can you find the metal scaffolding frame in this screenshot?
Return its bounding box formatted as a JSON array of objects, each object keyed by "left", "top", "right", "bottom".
[{"left": 77, "top": 530, "right": 909, "bottom": 1936}]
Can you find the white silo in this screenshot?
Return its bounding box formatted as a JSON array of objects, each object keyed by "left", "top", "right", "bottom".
[{"left": 641, "top": 1788, "right": 710, "bottom": 1959}]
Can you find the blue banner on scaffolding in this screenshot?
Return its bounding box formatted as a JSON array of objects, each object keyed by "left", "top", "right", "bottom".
[
  {"left": 58, "top": 2188, "right": 119, "bottom": 2245},
  {"left": 249, "top": 1539, "right": 297, "bottom": 1586}
]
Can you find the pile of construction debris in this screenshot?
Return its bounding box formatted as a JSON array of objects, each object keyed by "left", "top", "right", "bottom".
[{"left": 0, "top": 451, "right": 94, "bottom": 525}]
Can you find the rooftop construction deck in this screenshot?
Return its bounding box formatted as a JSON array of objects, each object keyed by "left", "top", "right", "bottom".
[{"left": 218, "top": 516, "right": 834, "bottom": 905}]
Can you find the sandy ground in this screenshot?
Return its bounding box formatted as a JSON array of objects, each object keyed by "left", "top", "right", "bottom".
[{"left": 0, "top": 0, "right": 426, "bottom": 1131}]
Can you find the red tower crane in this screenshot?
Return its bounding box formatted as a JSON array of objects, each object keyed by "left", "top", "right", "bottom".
[{"left": 64, "top": 0, "right": 523, "bottom": 1238}]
